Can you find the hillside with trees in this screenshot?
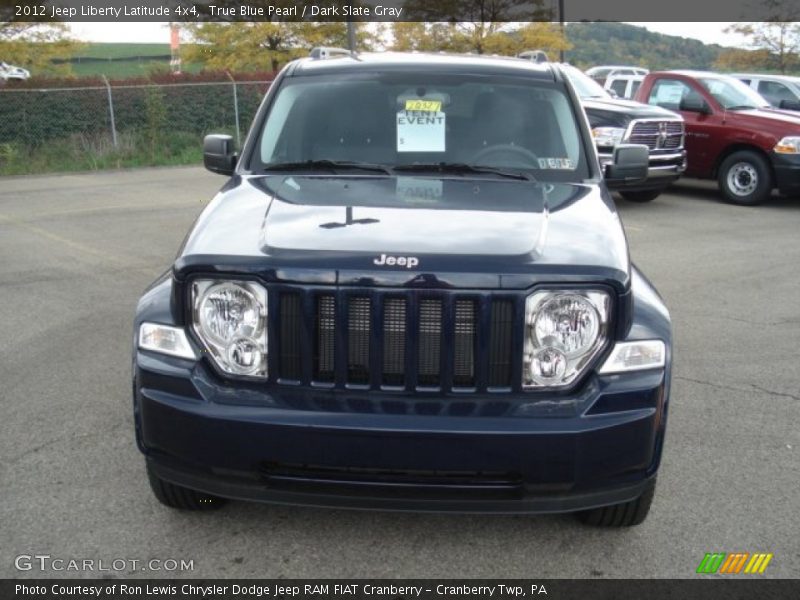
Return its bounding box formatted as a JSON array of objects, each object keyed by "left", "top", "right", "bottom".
[{"left": 564, "top": 22, "right": 724, "bottom": 70}]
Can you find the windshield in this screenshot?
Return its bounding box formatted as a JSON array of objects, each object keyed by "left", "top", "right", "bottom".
[
  {"left": 253, "top": 72, "right": 588, "bottom": 182},
  {"left": 560, "top": 65, "right": 610, "bottom": 99},
  {"left": 698, "top": 76, "right": 770, "bottom": 109}
]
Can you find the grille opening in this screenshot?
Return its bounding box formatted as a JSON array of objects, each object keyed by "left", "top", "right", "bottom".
[
  {"left": 260, "top": 461, "right": 523, "bottom": 489},
  {"left": 314, "top": 295, "right": 335, "bottom": 382},
  {"left": 452, "top": 300, "right": 477, "bottom": 387},
  {"left": 382, "top": 297, "right": 406, "bottom": 386},
  {"left": 488, "top": 300, "right": 514, "bottom": 387},
  {"left": 347, "top": 296, "right": 371, "bottom": 384},
  {"left": 277, "top": 289, "right": 518, "bottom": 394},
  {"left": 259, "top": 462, "right": 524, "bottom": 499},
  {"left": 629, "top": 121, "right": 684, "bottom": 150},
  {"left": 278, "top": 293, "right": 302, "bottom": 380},
  {"left": 417, "top": 299, "right": 442, "bottom": 386}
]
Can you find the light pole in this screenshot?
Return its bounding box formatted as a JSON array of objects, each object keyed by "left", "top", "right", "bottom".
[
  {"left": 347, "top": 21, "right": 357, "bottom": 53},
  {"left": 559, "top": 0, "right": 565, "bottom": 62}
]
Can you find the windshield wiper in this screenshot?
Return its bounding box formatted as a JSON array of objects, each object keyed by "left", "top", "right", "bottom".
[
  {"left": 725, "top": 105, "right": 758, "bottom": 111},
  {"left": 261, "top": 159, "right": 392, "bottom": 175},
  {"left": 393, "top": 162, "right": 536, "bottom": 181}
]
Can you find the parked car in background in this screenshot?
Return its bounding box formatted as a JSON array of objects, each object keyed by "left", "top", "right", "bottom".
[
  {"left": 586, "top": 65, "right": 649, "bottom": 87},
  {"left": 559, "top": 64, "right": 685, "bottom": 202},
  {"left": 636, "top": 70, "right": 800, "bottom": 205},
  {"left": 0, "top": 61, "right": 30, "bottom": 82},
  {"left": 605, "top": 74, "right": 645, "bottom": 100},
  {"left": 731, "top": 73, "right": 800, "bottom": 111}
]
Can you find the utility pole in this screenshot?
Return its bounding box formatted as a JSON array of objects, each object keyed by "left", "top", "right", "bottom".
[
  {"left": 347, "top": 21, "right": 357, "bottom": 53},
  {"left": 559, "top": 0, "right": 565, "bottom": 62}
]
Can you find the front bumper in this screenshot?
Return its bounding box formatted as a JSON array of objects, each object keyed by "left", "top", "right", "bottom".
[
  {"left": 601, "top": 150, "right": 686, "bottom": 192},
  {"left": 135, "top": 352, "right": 669, "bottom": 514},
  {"left": 772, "top": 152, "right": 800, "bottom": 196}
]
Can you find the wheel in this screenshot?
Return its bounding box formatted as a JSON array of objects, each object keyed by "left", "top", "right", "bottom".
[
  {"left": 146, "top": 462, "right": 227, "bottom": 510},
  {"left": 619, "top": 189, "right": 663, "bottom": 203},
  {"left": 470, "top": 144, "right": 538, "bottom": 168},
  {"left": 575, "top": 479, "right": 656, "bottom": 527},
  {"left": 717, "top": 151, "right": 772, "bottom": 206}
]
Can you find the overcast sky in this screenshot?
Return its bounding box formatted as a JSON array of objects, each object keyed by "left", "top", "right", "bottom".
[{"left": 67, "top": 22, "right": 745, "bottom": 48}]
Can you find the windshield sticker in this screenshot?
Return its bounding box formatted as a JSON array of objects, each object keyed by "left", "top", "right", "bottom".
[
  {"left": 404, "top": 99, "right": 442, "bottom": 112},
  {"left": 397, "top": 108, "right": 446, "bottom": 152},
  {"left": 538, "top": 157, "right": 574, "bottom": 169},
  {"left": 655, "top": 83, "right": 684, "bottom": 105}
]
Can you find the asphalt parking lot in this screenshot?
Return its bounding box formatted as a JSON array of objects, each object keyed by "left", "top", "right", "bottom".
[{"left": 1, "top": 166, "right": 798, "bottom": 579}]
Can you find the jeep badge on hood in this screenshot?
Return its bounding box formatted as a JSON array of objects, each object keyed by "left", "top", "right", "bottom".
[{"left": 373, "top": 254, "right": 419, "bottom": 268}]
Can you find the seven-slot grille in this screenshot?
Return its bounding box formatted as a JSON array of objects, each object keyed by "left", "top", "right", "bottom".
[
  {"left": 627, "top": 120, "right": 684, "bottom": 150},
  {"left": 273, "top": 289, "right": 517, "bottom": 392}
]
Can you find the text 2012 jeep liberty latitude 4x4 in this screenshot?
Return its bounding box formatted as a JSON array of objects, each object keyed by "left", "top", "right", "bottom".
[{"left": 134, "top": 52, "right": 672, "bottom": 527}]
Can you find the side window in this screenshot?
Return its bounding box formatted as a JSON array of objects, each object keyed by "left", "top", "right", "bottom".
[
  {"left": 758, "top": 80, "right": 795, "bottom": 104},
  {"left": 610, "top": 79, "right": 627, "bottom": 97},
  {"left": 647, "top": 78, "right": 697, "bottom": 111},
  {"left": 739, "top": 79, "right": 751, "bottom": 86},
  {"left": 630, "top": 80, "right": 642, "bottom": 98}
]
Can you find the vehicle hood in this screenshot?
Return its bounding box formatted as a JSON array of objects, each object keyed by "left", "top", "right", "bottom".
[
  {"left": 582, "top": 97, "right": 680, "bottom": 122},
  {"left": 725, "top": 107, "right": 800, "bottom": 130},
  {"left": 177, "top": 175, "right": 630, "bottom": 290}
]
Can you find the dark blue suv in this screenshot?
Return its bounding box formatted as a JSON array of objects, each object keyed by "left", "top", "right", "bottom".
[{"left": 133, "top": 51, "right": 671, "bottom": 526}]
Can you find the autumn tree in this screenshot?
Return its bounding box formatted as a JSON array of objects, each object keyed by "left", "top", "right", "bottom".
[
  {"left": 0, "top": 22, "right": 83, "bottom": 76},
  {"left": 484, "top": 22, "right": 572, "bottom": 57},
  {"left": 183, "top": 22, "right": 380, "bottom": 72},
  {"left": 713, "top": 48, "right": 773, "bottom": 72},
  {"left": 725, "top": 1, "right": 800, "bottom": 73},
  {"left": 397, "top": 0, "right": 553, "bottom": 55},
  {"left": 392, "top": 21, "right": 569, "bottom": 58}
]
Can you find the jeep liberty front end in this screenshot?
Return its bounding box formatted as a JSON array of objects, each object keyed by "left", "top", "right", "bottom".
[{"left": 133, "top": 52, "right": 672, "bottom": 527}]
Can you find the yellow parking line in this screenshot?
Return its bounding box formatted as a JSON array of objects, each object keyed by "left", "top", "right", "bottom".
[{"left": 0, "top": 212, "right": 156, "bottom": 275}]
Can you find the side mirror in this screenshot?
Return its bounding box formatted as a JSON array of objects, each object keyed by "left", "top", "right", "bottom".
[
  {"left": 605, "top": 144, "right": 649, "bottom": 185},
  {"left": 607, "top": 88, "right": 619, "bottom": 99},
  {"left": 679, "top": 96, "right": 710, "bottom": 114},
  {"left": 779, "top": 98, "right": 800, "bottom": 111},
  {"left": 203, "top": 134, "right": 237, "bottom": 176}
]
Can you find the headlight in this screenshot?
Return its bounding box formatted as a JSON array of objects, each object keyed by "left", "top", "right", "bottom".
[
  {"left": 192, "top": 279, "right": 268, "bottom": 377},
  {"left": 774, "top": 136, "right": 800, "bottom": 154},
  {"left": 592, "top": 127, "right": 626, "bottom": 147},
  {"left": 523, "top": 290, "right": 610, "bottom": 389}
]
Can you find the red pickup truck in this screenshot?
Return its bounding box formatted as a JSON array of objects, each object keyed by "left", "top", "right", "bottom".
[{"left": 635, "top": 70, "right": 800, "bottom": 205}]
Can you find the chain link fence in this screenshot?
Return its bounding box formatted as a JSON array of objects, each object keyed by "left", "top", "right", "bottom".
[{"left": 0, "top": 79, "right": 273, "bottom": 175}]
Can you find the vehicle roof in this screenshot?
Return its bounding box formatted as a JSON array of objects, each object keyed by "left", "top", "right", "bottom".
[
  {"left": 289, "top": 52, "right": 556, "bottom": 80},
  {"left": 654, "top": 70, "right": 737, "bottom": 79},
  {"left": 606, "top": 73, "right": 645, "bottom": 80},
  {"left": 587, "top": 65, "right": 646, "bottom": 71},
  {"left": 730, "top": 73, "right": 800, "bottom": 82}
]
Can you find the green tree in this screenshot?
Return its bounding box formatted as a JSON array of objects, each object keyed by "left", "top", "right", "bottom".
[
  {"left": 0, "top": 22, "right": 83, "bottom": 76},
  {"left": 183, "top": 22, "right": 379, "bottom": 72},
  {"left": 396, "top": 1, "right": 552, "bottom": 55},
  {"left": 725, "top": 4, "right": 800, "bottom": 74}
]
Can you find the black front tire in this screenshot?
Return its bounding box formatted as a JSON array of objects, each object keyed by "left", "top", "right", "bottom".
[
  {"left": 575, "top": 479, "right": 656, "bottom": 527},
  {"left": 619, "top": 189, "right": 663, "bottom": 203},
  {"left": 718, "top": 150, "right": 772, "bottom": 206},
  {"left": 146, "top": 462, "right": 227, "bottom": 510}
]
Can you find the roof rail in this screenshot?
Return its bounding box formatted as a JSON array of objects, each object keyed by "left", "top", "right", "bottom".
[
  {"left": 309, "top": 47, "right": 352, "bottom": 60},
  {"left": 517, "top": 50, "right": 549, "bottom": 64}
]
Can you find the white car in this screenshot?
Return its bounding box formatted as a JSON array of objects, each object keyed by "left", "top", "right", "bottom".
[
  {"left": 604, "top": 74, "right": 645, "bottom": 100},
  {"left": 731, "top": 73, "right": 800, "bottom": 111},
  {"left": 586, "top": 65, "right": 648, "bottom": 86},
  {"left": 0, "top": 61, "right": 31, "bottom": 82}
]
